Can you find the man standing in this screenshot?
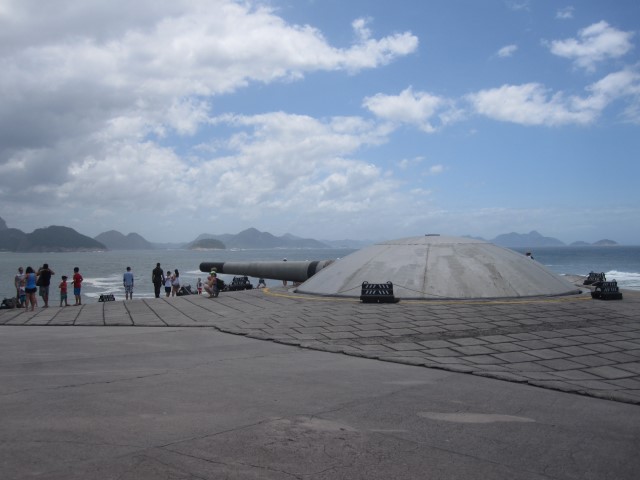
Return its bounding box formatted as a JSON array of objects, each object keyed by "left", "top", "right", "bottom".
[
  {"left": 123, "top": 266, "right": 134, "bottom": 300},
  {"left": 37, "top": 263, "right": 55, "bottom": 308},
  {"left": 152, "top": 263, "right": 164, "bottom": 298}
]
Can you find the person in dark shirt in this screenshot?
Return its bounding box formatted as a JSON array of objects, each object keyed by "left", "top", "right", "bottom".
[
  {"left": 151, "top": 263, "right": 165, "bottom": 298},
  {"left": 37, "top": 263, "right": 55, "bottom": 308}
]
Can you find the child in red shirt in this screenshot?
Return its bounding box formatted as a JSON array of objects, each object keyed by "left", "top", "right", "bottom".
[
  {"left": 59, "top": 275, "right": 69, "bottom": 307},
  {"left": 72, "top": 267, "right": 83, "bottom": 306}
]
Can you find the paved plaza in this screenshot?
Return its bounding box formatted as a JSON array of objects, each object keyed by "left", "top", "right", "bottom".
[
  {"left": 2, "top": 285, "right": 639, "bottom": 405},
  {"left": 1, "top": 287, "right": 640, "bottom": 479}
]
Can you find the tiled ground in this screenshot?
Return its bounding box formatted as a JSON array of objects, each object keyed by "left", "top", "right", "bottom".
[{"left": 2, "top": 287, "right": 639, "bottom": 404}]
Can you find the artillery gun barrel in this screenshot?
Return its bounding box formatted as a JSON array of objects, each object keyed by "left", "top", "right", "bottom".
[{"left": 199, "top": 260, "right": 334, "bottom": 283}]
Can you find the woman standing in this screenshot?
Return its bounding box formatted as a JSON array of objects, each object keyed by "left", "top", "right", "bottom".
[
  {"left": 171, "top": 269, "right": 181, "bottom": 296},
  {"left": 24, "top": 266, "right": 38, "bottom": 311}
]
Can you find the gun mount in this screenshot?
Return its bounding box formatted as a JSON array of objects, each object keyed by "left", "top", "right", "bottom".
[{"left": 199, "top": 260, "right": 334, "bottom": 283}]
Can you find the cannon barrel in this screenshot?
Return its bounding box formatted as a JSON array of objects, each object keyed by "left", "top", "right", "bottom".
[{"left": 199, "top": 260, "right": 334, "bottom": 283}]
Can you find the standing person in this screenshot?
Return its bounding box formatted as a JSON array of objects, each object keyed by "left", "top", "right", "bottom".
[
  {"left": 24, "top": 266, "right": 38, "bottom": 311},
  {"left": 152, "top": 263, "right": 164, "bottom": 298},
  {"left": 282, "top": 258, "right": 288, "bottom": 286},
  {"left": 196, "top": 277, "right": 203, "bottom": 295},
  {"left": 14, "top": 267, "right": 24, "bottom": 308},
  {"left": 72, "top": 267, "right": 83, "bottom": 306},
  {"left": 59, "top": 276, "right": 69, "bottom": 307},
  {"left": 37, "top": 263, "right": 55, "bottom": 308},
  {"left": 123, "top": 266, "right": 134, "bottom": 300},
  {"left": 18, "top": 279, "right": 26, "bottom": 308},
  {"left": 164, "top": 271, "right": 172, "bottom": 297},
  {"left": 171, "top": 269, "right": 181, "bottom": 296}
]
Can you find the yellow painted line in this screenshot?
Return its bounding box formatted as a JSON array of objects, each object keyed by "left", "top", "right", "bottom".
[
  {"left": 261, "top": 288, "right": 358, "bottom": 303},
  {"left": 261, "top": 288, "right": 592, "bottom": 306}
]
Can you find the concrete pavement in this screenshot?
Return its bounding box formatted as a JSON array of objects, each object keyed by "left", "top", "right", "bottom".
[
  {"left": 1, "top": 286, "right": 639, "bottom": 404},
  {"left": 1, "top": 287, "right": 639, "bottom": 478},
  {"left": 1, "top": 325, "right": 639, "bottom": 479}
]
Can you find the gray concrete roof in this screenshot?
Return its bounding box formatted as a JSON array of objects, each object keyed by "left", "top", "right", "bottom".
[{"left": 296, "top": 235, "right": 580, "bottom": 299}]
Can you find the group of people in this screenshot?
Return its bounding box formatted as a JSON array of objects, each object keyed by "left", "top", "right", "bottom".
[
  {"left": 13, "top": 264, "right": 83, "bottom": 311},
  {"left": 11, "top": 261, "right": 253, "bottom": 308},
  {"left": 151, "top": 263, "right": 183, "bottom": 298}
]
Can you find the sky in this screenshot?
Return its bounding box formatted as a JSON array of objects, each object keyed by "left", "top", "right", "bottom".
[{"left": 1, "top": 0, "right": 639, "bottom": 245}]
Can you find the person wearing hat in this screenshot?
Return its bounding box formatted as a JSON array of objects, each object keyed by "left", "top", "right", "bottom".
[{"left": 204, "top": 268, "right": 219, "bottom": 298}]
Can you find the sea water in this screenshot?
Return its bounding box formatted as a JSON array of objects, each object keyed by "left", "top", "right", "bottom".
[
  {"left": 512, "top": 246, "right": 640, "bottom": 291},
  {"left": 0, "top": 248, "right": 355, "bottom": 304},
  {"left": 1, "top": 246, "right": 639, "bottom": 303}
]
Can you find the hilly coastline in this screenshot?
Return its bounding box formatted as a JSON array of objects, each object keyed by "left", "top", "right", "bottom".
[
  {"left": 0, "top": 224, "right": 106, "bottom": 252},
  {"left": 0, "top": 216, "right": 622, "bottom": 251},
  {"left": 192, "top": 227, "right": 328, "bottom": 250},
  {"left": 95, "top": 230, "right": 154, "bottom": 250}
]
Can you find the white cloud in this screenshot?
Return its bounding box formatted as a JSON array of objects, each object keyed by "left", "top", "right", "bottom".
[
  {"left": 202, "top": 112, "right": 396, "bottom": 208},
  {"left": 548, "top": 21, "right": 635, "bottom": 71},
  {"left": 467, "top": 67, "right": 640, "bottom": 126},
  {"left": 506, "top": 1, "right": 530, "bottom": 12},
  {"left": 467, "top": 83, "right": 596, "bottom": 126},
  {"left": 427, "top": 164, "right": 444, "bottom": 175},
  {"left": 398, "top": 156, "right": 424, "bottom": 170},
  {"left": 582, "top": 69, "right": 640, "bottom": 123},
  {"left": 363, "top": 87, "right": 451, "bottom": 132},
  {"left": 0, "top": 0, "right": 418, "bottom": 156},
  {"left": 497, "top": 44, "right": 518, "bottom": 58},
  {"left": 556, "top": 7, "right": 574, "bottom": 20},
  {"left": 0, "top": 0, "right": 419, "bottom": 239}
]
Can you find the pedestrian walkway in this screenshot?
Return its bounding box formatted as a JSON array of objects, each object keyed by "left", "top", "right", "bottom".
[{"left": 2, "top": 287, "right": 639, "bottom": 404}]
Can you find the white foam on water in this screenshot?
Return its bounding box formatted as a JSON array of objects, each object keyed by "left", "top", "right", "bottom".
[{"left": 606, "top": 270, "right": 640, "bottom": 289}]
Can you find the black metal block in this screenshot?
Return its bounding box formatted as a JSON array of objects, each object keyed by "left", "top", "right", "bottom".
[
  {"left": 360, "top": 281, "right": 399, "bottom": 303},
  {"left": 591, "top": 281, "right": 623, "bottom": 300},
  {"left": 584, "top": 272, "right": 606, "bottom": 285}
]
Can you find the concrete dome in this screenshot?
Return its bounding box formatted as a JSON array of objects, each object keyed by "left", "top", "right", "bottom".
[{"left": 296, "top": 235, "right": 580, "bottom": 300}]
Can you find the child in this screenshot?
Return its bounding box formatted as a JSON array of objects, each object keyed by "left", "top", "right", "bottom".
[
  {"left": 196, "top": 277, "right": 203, "bottom": 295},
  {"left": 59, "top": 275, "right": 69, "bottom": 307},
  {"left": 164, "top": 271, "right": 172, "bottom": 297},
  {"left": 18, "top": 279, "right": 26, "bottom": 308},
  {"left": 72, "top": 267, "right": 83, "bottom": 306}
]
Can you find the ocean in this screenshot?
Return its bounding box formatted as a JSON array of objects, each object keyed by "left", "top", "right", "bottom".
[{"left": 1, "top": 246, "right": 639, "bottom": 303}]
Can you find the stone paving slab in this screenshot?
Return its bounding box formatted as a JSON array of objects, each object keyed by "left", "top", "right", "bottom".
[{"left": 2, "top": 286, "right": 639, "bottom": 404}]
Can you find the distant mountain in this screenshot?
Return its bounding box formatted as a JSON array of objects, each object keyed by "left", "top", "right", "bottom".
[
  {"left": 189, "top": 238, "right": 226, "bottom": 250},
  {"left": 0, "top": 218, "right": 107, "bottom": 252},
  {"left": 463, "top": 235, "right": 488, "bottom": 242},
  {"left": 193, "top": 227, "right": 329, "bottom": 249},
  {"left": 491, "top": 230, "right": 565, "bottom": 247},
  {"left": 279, "top": 232, "right": 330, "bottom": 249},
  {"left": 0, "top": 227, "right": 27, "bottom": 251},
  {"left": 7, "top": 226, "right": 106, "bottom": 252},
  {"left": 570, "top": 241, "right": 591, "bottom": 246},
  {"left": 95, "top": 230, "right": 154, "bottom": 250},
  {"left": 592, "top": 239, "right": 618, "bottom": 246}
]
